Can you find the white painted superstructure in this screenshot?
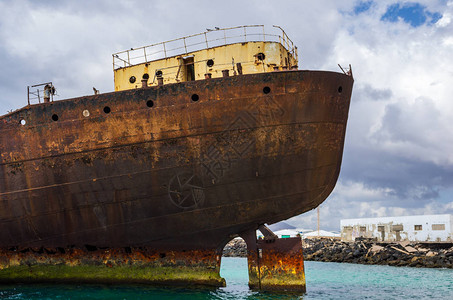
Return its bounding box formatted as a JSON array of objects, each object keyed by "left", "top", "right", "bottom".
[{"left": 340, "top": 214, "right": 453, "bottom": 242}]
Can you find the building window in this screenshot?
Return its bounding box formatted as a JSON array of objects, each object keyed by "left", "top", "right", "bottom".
[
  {"left": 343, "top": 226, "right": 353, "bottom": 231},
  {"left": 359, "top": 226, "right": 366, "bottom": 232},
  {"left": 391, "top": 225, "right": 403, "bottom": 231},
  {"left": 432, "top": 224, "right": 445, "bottom": 231},
  {"left": 378, "top": 225, "right": 385, "bottom": 231},
  {"left": 414, "top": 225, "right": 422, "bottom": 231}
]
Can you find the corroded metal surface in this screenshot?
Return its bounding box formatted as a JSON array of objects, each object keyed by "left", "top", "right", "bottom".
[
  {"left": 242, "top": 230, "right": 305, "bottom": 292},
  {"left": 0, "top": 246, "right": 225, "bottom": 286},
  {"left": 0, "top": 70, "right": 353, "bottom": 287},
  {"left": 112, "top": 25, "right": 298, "bottom": 90}
]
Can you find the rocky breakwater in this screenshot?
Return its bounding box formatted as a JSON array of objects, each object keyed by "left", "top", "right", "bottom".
[
  {"left": 222, "top": 237, "right": 453, "bottom": 268},
  {"left": 303, "top": 239, "right": 453, "bottom": 268},
  {"left": 223, "top": 238, "right": 247, "bottom": 257}
]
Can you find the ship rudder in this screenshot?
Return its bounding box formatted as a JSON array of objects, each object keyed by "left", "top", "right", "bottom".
[{"left": 241, "top": 228, "right": 306, "bottom": 293}]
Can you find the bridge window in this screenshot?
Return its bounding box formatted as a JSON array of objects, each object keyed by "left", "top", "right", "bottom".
[{"left": 391, "top": 225, "right": 403, "bottom": 231}]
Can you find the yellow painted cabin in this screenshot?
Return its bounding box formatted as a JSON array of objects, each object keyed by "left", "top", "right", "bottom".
[{"left": 113, "top": 25, "right": 298, "bottom": 91}]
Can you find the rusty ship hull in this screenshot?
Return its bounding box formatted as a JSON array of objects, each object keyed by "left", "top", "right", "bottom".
[{"left": 0, "top": 70, "right": 353, "bottom": 287}]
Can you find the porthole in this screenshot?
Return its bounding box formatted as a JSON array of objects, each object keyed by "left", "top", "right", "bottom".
[
  {"left": 103, "top": 106, "right": 111, "bottom": 114},
  {"left": 155, "top": 70, "right": 163, "bottom": 77},
  {"left": 52, "top": 114, "right": 59, "bottom": 121},
  {"left": 20, "top": 119, "right": 26, "bottom": 125},
  {"left": 191, "top": 94, "right": 199, "bottom": 102},
  {"left": 257, "top": 53, "right": 265, "bottom": 61},
  {"left": 146, "top": 100, "right": 154, "bottom": 107},
  {"left": 142, "top": 73, "right": 149, "bottom": 80},
  {"left": 129, "top": 76, "right": 136, "bottom": 83},
  {"left": 207, "top": 59, "right": 214, "bottom": 67},
  {"left": 338, "top": 86, "right": 343, "bottom": 93},
  {"left": 263, "top": 86, "right": 271, "bottom": 94},
  {"left": 82, "top": 110, "right": 90, "bottom": 117}
]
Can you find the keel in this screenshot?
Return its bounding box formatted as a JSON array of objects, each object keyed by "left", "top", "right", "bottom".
[{"left": 0, "top": 247, "right": 225, "bottom": 287}]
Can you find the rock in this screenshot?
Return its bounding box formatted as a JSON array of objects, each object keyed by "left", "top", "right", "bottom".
[
  {"left": 222, "top": 238, "right": 247, "bottom": 257},
  {"left": 426, "top": 251, "right": 436, "bottom": 257},
  {"left": 411, "top": 257, "right": 420, "bottom": 263},
  {"left": 399, "top": 241, "right": 410, "bottom": 247},
  {"left": 301, "top": 238, "right": 453, "bottom": 269},
  {"left": 370, "top": 245, "right": 384, "bottom": 252},
  {"left": 404, "top": 246, "right": 417, "bottom": 253}
]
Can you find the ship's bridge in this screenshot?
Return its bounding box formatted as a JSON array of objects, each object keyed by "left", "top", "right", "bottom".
[{"left": 112, "top": 25, "right": 298, "bottom": 91}]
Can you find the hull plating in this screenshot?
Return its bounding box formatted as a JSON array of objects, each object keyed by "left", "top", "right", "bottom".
[{"left": 0, "top": 70, "right": 353, "bottom": 250}]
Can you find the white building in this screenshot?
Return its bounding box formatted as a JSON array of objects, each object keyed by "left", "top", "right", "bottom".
[{"left": 340, "top": 214, "right": 453, "bottom": 242}]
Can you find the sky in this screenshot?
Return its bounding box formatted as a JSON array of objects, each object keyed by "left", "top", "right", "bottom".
[{"left": 0, "top": 0, "right": 452, "bottom": 231}]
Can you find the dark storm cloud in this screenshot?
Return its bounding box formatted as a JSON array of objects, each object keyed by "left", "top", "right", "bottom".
[
  {"left": 342, "top": 145, "right": 453, "bottom": 202},
  {"left": 374, "top": 98, "right": 443, "bottom": 145},
  {"left": 341, "top": 93, "right": 453, "bottom": 204}
]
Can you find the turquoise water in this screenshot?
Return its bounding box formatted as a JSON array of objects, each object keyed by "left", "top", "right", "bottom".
[{"left": 1, "top": 258, "right": 452, "bottom": 299}]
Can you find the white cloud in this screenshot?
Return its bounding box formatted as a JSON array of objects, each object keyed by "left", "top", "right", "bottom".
[{"left": 1, "top": 0, "right": 452, "bottom": 232}]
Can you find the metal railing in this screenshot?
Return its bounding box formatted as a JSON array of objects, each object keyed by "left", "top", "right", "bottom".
[
  {"left": 112, "top": 25, "right": 297, "bottom": 70},
  {"left": 27, "top": 82, "right": 55, "bottom": 105}
]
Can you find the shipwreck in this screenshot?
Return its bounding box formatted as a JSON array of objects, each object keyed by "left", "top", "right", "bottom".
[{"left": 0, "top": 25, "right": 353, "bottom": 292}]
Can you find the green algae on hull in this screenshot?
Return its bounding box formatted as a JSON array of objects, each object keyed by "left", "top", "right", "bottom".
[
  {"left": 0, "top": 247, "right": 225, "bottom": 287},
  {"left": 0, "top": 264, "right": 225, "bottom": 286}
]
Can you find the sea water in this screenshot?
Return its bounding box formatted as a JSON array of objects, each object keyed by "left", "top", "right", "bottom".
[{"left": 1, "top": 257, "right": 452, "bottom": 299}]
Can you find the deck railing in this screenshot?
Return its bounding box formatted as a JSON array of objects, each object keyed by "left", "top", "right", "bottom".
[
  {"left": 27, "top": 82, "right": 55, "bottom": 105},
  {"left": 112, "top": 25, "right": 297, "bottom": 70}
]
